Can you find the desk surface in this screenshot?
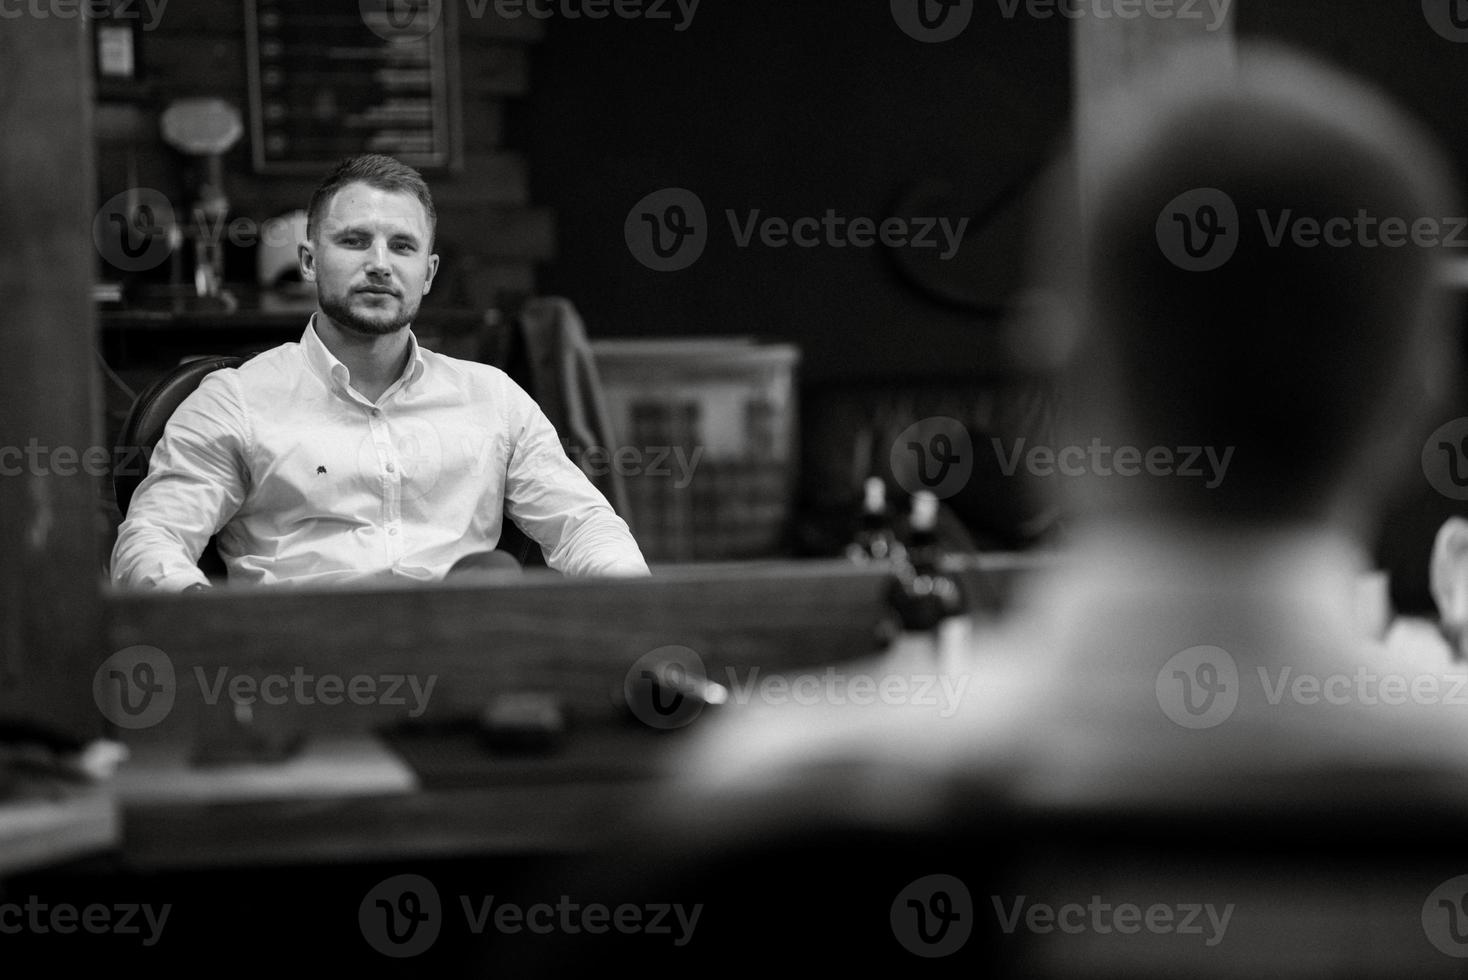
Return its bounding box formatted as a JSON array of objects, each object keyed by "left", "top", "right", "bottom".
[
  {"left": 0, "top": 779, "right": 117, "bottom": 877},
  {"left": 114, "top": 729, "right": 685, "bottom": 870},
  {"left": 98, "top": 559, "right": 1040, "bottom": 871}
]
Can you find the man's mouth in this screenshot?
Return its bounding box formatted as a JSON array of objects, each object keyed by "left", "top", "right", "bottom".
[{"left": 356, "top": 286, "right": 399, "bottom": 297}]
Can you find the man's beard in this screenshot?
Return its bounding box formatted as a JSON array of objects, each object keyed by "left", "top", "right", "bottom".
[{"left": 320, "top": 288, "right": 420, "bottom": 336}]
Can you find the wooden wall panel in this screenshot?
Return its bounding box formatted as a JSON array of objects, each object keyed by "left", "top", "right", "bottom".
[{"left": 1, "top": 15, "right": 106, "bottom": 740}]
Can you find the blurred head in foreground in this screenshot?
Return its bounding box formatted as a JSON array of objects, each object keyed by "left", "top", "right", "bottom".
[
  {"left": 1043, "top": 42, "right": 1461, "bottom": 537},
  {"left": 493, "top": 46, "right": 1468, "bottom": 980}
]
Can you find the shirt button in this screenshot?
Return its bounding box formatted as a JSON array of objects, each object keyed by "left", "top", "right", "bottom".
[
  {"left": 388, "top": 527, "right": 399, "bottom": 536},
  {"left": 371, "top": 409, "right": 381, "bottom": 417},
  {"left": 386, "top": 463, "right": 396, "bottom": 473}
]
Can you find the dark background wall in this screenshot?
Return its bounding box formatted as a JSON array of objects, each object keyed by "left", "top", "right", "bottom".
[
  {"left": 98, "top": 0, "right": 1072, "bottom": 385},
  {"left": 522, "top": 0, "right": 1070, "bottom": 383},
  {"left": 106, "top": 2, "right": 1468, "bottom": 386}
]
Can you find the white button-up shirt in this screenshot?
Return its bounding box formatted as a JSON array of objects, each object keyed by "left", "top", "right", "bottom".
[{"left": 111, "top": 318, "right": 649, "bottom": 589}]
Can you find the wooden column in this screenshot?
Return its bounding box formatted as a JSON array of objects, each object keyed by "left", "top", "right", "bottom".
[{"left": 0, "top": 14, "right": 105, "bottom": 741}]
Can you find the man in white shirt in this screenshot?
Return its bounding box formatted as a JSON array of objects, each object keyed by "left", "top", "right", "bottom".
[{"left": 111, "top": 154, "right": 649, "bottom": 590}]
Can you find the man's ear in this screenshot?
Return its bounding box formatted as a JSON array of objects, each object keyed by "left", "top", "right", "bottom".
[
  {"left": 423, "top": 252, "right": 440, "bottom": 294},
  {"left": 299, "top": 240, "right": 317, "bottom": 282}
]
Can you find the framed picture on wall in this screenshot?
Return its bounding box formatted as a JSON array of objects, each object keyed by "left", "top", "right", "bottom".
[{"left": 244, "top": 0, "right": 461, "bottom": 174}]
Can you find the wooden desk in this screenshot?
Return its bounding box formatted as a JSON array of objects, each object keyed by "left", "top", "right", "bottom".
[
  {"left": 0, "top": 780, "right": 117, "bottom": 877},
  {"left": 113, "top": 732, "right": 675, "bottom": 870},
  {"left": 93, "top": 558, "right": 1043, "bottom": 871},
  {"left": 97, "top": 560, "right": 906, "bottom": 868}
]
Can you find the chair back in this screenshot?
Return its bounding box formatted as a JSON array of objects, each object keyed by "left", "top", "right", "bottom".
[{"left": 114, "top": 355, "right": 246, "bottom": 517}]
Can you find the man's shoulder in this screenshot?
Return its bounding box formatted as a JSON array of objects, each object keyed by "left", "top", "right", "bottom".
[
  {"left": 417, "top": 345, "right": 525, "bottom": 396},
  {"left": 224, "top": 341, "right": 301, "bottom": 382}
]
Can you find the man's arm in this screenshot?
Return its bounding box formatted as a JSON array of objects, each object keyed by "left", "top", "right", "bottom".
[
  {"left": 110, "top": 372, "right": 250, "bottom": 591},
  {"left": 501, "top": 385, "right": 649, "bottom": 577}
]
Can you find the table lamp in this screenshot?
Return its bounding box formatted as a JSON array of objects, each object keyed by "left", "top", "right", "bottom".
[{"left": 160, "top": 97, "right": 244, "bottom": 310}]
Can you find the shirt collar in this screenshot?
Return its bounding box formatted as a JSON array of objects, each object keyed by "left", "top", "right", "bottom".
[
  {"left": 301, "top": 314, "right": 426, "bottom": 393},
  {"left": 1013, "top": 516, "right": 1376, "bottom": 659}
]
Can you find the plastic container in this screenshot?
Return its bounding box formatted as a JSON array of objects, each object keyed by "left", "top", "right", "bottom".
[{"left": 591, "top": 338, "right": 800, "bottom": 562}]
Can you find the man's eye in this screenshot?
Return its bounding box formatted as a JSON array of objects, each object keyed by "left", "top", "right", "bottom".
[
  {"left": 339, "top": 236, "right": 364, "bottom": 247},
  {"left": 392, "top": 242, "right": 417, "bottom": 253}
]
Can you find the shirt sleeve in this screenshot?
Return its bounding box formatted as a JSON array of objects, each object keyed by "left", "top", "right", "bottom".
[
  {"left": 501, "top": 381, "right": 650, "bottom": 577},
  {"left": 109, "top": 371, "right": 251, "bottom": 591}
]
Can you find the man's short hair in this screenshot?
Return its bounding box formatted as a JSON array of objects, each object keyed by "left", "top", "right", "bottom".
[
  {"left": 305, "top": 153, "right": 437, "bottom": 247},
  {"left": 1054, "top": 43, "right": 1460, "bottom": 521}
]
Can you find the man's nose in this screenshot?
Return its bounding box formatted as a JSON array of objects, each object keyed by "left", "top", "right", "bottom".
[{"left": 364, "top": 241, "right": 391, "bottom": 275}]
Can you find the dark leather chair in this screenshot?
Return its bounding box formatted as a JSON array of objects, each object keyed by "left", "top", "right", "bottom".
[{"left": 113, "top": 354, "right": 542, "bottom": 580}]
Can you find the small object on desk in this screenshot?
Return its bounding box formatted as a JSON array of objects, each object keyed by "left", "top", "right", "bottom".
[
  {"left": 191, "top": 698, "right": 305, "bottom": 767},
  {"left": 887, "top": 491, "right": 966, "bottom": 631},
  {"left": 616, "top": 656, "right": 729, "bottom": 731},
  {"left": 479, "top": 692, "right": 567, "bottom": 752},
  {"left": 93, "top": 280, "right": 125, "bottom": 304},
  {"left": 882, "top": 491, "right": 968, "bottom": 669},
  {"left": 0, "top": 730, "right": 129, "bottom": 786},
  {"left": 845, "top": 476, "right": 905, "bottom": 563}
]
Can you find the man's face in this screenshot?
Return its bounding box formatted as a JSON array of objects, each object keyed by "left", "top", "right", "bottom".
[{"left": 300, "top": 182, "right": 439, "bottom": 336}]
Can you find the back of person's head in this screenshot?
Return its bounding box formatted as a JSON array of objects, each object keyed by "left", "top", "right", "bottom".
[{"left": 1044, "top": 43, "right": 1461, "bottom": 529}]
